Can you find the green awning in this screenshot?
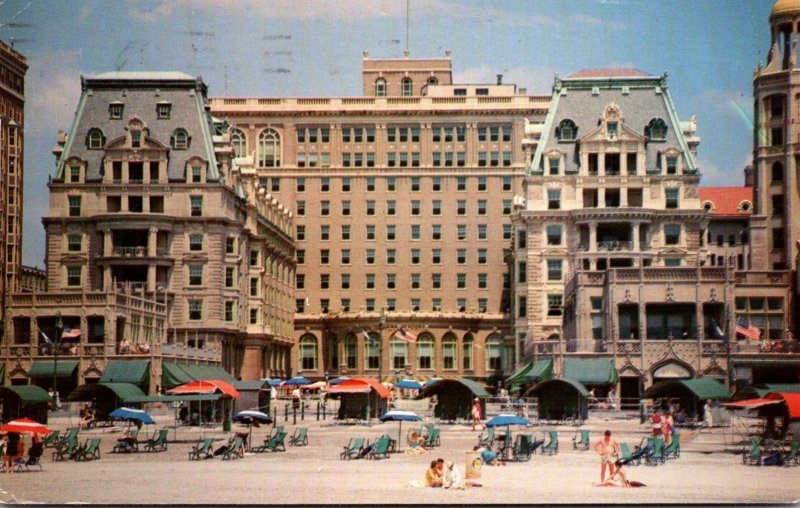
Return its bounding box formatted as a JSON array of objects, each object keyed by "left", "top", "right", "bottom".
[
  {"left": 505, "top": 362, "right": 533, "bottom": 386},
  {"left": 680, "top": 378, "right": 731, "bottom": 400},
  {"left": 458, "top": 378, "right": 491, "bottom": 398},
  {"left": 562, "top": 358, "right": 619, "bottom": 386},
  {"left": 100, "top": 360, "right": 150, "bottom": 385},
  {"left": 125, "top": 394, "right": 221, "bottom": 404},
  {"left": 161, "top": 363, "right": 193, "bottom": 389},
  {"left": 162, "top": 362, "right": 234, "bottom": 389},
  {"left": 526, "top": 359, "right": 554, "bottom": 383},
  {"left": 0, "top": 385, "right": 52, "bottom": 403},
  {"left": 189, "top": 364, "right": 236, "bottom": 382},
  {"left": 233, "top": 380, "right": 269, "bottom": 391},
  {"left": 68, "top": 382, "right": 147, "bottom": 403},
  {"left": 528, "top": 377, "right": 591, "bottom": 397},
  {"left": 28, "top": 360, "right": 78, "bottom": 378}
]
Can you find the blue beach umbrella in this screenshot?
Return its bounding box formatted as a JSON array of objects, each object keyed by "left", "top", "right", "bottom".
[
  {"left": 380, "top": 410, "right": 422, "bottom": 451},
  {"left": 109, "top": 407, "right": 155, "bottom": 425},
  {"left": 284, "top": 376, "right": 311, "bottom": 386},
  {"left": 328, "top": 376, "right": 350, "bottom": 386},
  {"left": 395, "top": 379, "right": 423, "bottom": 390},
  {"left": 265, "top": 378, "right": 284, "bottom": 387},
  {"left": 485, "top": 413, "right": 529, "bottom": 428},
  {"left": 232, "top": 410, "right": 272, "bottom": 424}
]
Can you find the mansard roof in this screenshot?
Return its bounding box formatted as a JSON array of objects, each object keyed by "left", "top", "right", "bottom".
[
  {"left": 56, "top": 73, "right": 219, "bottom": 182},
  {"left": 699, "top": 186, "right": 753, "bottom": 217}
]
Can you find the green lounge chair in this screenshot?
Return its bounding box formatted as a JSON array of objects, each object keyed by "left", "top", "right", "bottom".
[
  {"left": 74, "top": 438, "right": 101, "bottom": 461},
  {"left": 52, "top": 436, "right": 79, "bottom": 462},
  {"left": 189, "top": 437, "right": 215, "bottom": 460},
  {"left": 512, "top": 434, "right": 533, "bottom": 462},
  {"left": 56, "top": 428, "right": 80, "bottom": 449},
  {"left": 221, "top": 437, "right": 244, "bottom": 460},
  {"left": 478, "top": 427, "right": 495, "bottom": 447},
  {"left": 664, "top": 433, "right": 680, "bottom": 459},
  {"left": 112, "top": 429, "right": 139, "bottom": 453},
  {"left": 340, "top": 437, "right": 365, "bottom": 460},
  {"left": 573, "top": 429, "right": 590, "bottom": 450},
  {"left": 541, "top": 431, "right": 559, "bottom": 455},
  {"left": 743, "top": 438, "right": 762, "bottom": 465},
  {"left": 645, "top": 438, "right": 664, "bottom": 465},
  {"left": 620, "top": 442, "right": 640, "bottom": 466},
  {"left": 368, "top": 435, "right": 392, "bottom": 460},
  {"left": 43, "top": 430, "right": 60, "bottom": 449},
  {"left": 289, "top": 427, "right": 308, "bottom": 447},
  {"left": 782, "top": 441, "right": 800, "bottom": 467},
  {"left": 424, "top": 427, "right": 441, "bottom": 448},
  {"left": 268, "top": 425, "right": 285, "bottom": 440},
  {"left": 261, "top": 430, "right": 287, "bottom": 452},
  {"left": 143, "top": 429, "right": 169, "bottom": 452}
]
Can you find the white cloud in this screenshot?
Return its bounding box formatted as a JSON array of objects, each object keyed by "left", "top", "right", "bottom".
[
  {"left": 128, "top": 0, "right": 177, "bottom": 22},
  {"left": 26, "top": 49, "right": 83, "bottom": 137},
  {"left": 697, "top": 155, "right": 751, "bottom": 188}
]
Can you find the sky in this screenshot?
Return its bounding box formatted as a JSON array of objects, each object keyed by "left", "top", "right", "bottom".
[{"left": 6, "top": 0, "right": 773, "bottom": 268}]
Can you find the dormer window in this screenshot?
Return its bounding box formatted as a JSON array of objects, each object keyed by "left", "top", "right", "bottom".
[
  {"left": 607, "top": 122, "right": 618, "bottom": 139},
  {"left": 738, "top": 200, "right": 752, "bottom": 213},
  {"left": 86, "top": 128, "right": 105, "bottom": 150},
  {"left": 556, "top": 119, "right": 577, "bottom": 141},
  {"left": 171, "top": 128, "right": 190, "bottom": 150},
  {"left": 157, "top": 102, "right": 171, "bottom": 119},
  {"left": 645, "top": 118, "right": 667, "bottom": 140},
  {"left": 131, "top": 130, "right": 142, "bottom": 148},
  {"left": 109, "top": 102, "right": 124, "bottom": 119}
]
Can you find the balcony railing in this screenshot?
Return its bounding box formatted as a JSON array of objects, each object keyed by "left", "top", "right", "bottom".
[
  {"left": 597, "top": 241, "right": 632, "bottom": 251},
  {"left": 112, "top": 246, "right": 147, "bottom": 257}
]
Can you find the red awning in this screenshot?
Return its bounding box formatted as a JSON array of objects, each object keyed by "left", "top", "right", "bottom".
[
  {"left": 722, "top": 398, "right": 783, "bottom": 410},
  {"left": 766, "top": 392, "right": 800, "bottom": 419},
  {"left": 325, "top": 377, "right": 390, "bottom": 399},
  {"left": 166, "top": 379, "right": 240, "bottom": 399}
]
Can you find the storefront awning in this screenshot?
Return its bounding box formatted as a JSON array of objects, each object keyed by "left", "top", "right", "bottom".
[
  {"left": 562, "top": 358, "right": 619, "bottom": 386},
  {"left": 68, "top": 382, "right": 147, "bottom": 403},
  {"left": 0, "top": 385, "right": 52, "bottom": 403},
  {"left": 100, "top": 360, "right": 150, "bottom": 385},
  {"left": 505, "top": 362, "right": 533, "bottom": 386},
  {"left": 28, "top": 360, "right": 78, "bottom": 378},
  {"left": 326, "top": 377, "right": 391, "bottom": 398},
  {"left": 646, "top": 377, "right": 731, "bottom": 401},
  {"left": 161, "top": 362, "right": 235, "bottom": 389},
  {"left": 125, "top": 394, "right": 221, "bottom": 404}
]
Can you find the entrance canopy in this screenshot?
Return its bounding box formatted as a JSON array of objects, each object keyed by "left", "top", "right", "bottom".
[
  {"left": 68, "top": 382, "right": 147, "bottom": 404},
  {"left": 524, "top": 378, "right": 590, "bottom": 422},
  {"left": 506, "top": 359, "right": 554, "bottom": 388},
  {"left": 646, "top": 378, "right": 731, "bottom": 401},
  {"left": 418, "top": 378, "right": 490, "bottom": 422},
  {"left": 562, "top": 358, "right": 619, "bottom": 386},
  {"left": 28, "top": 360, "right": 78, "bottom": 378}
]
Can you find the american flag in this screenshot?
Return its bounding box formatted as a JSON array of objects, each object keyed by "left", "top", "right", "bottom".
[
  {"left": 393, "top": 327, "right": 417, "bottom": 343},
  {"left": 61, "top": 327, "right": 82, "bottom": 340},
  {"left": 358, "top": 327, "right": 375, "bottom": 346},
  {"left": 735, "top": 319, "right": 761, "bottom": 341}
]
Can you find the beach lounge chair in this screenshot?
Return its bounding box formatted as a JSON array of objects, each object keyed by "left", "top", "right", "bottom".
[
  {"left": 664, "top": 433, "right": 680, "bottom": 459},
  {"left": 573, "top": 429, "right": 590, "bottom": 450},
  {"left": 340, "top": 437, "right": 365, "bottom": 460},
  {"left": 289, "top": 427, "right": 308, "bottom": 447},
  {"left": 260, "top": 430, "right": 287, "bottom": 452},
  {"left": 478, "top": 427, "right": 495, "bottom": 447},
  {"left": 541, "top": 431, "right": 559, "bottom": 455},
  {"left": 743, "top": 438, "right": 762, "bottom": 465},
  {"left": 645, "top": 438, "right": 664, "bottom": 466},
  {"left": 15, "top": 442, "right": 44, "bottom": 472},
  {"left": 512, "top": 434, "right": 534, "bottom": 462},
  {"left": 74, "top": 438, "right": 101, "bottom": 461},
  {"left": 143, "top": 429, "right": 169, "bottom": 452},
  {"left": 52, "top": 435, "right": 80, "bottom": 462},
  {"left": 189, "top": 437, "right": 215, "bottom": 460},
  {"left": 221, "top": 437, "right": 244, "bottom": 460},
  {"left": 55, "top": 428, "right": 80, "bottom": 449},
  {"left": 782, "top": 441, "right": 800, "bottom": 467},
  {"left": 268, "top": 425, "right": 285, "bottom": 440},
  {"left": 112, "top": 429, "right": 139, "bottom": 453},
  {"left": 43, "top": 430, "right": 60, "bottom": 449},
  {"left": 368, "top": 435, "right": 392, "bottom": 460},
  {"left": 424, "top": 427, "right": 441, "bottom": 448}
]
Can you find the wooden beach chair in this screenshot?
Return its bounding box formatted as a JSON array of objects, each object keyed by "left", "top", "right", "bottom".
[
  {"left": 143, "top": 429, "right": 169, "bottom": 452},
  {"left": 664, "top": 433, "right": 680, "bottom": 459},
  {"left": 221, "top": 437, "right": 244, "bottom": 460},
  {"left": 340, "top": 437, "right": 365, "bottom": 460},
  {"left": 188, "top": 437, "right": 215, "bottom": 460},
  {"left": 541, "top": 431, "right": 559, "bottom": 455},
  {"left": 573, "top": 429, "right": 590, "bottom": 450},
  {"left": 289, "top": 427, "right": 308, "bottom": 447},
  {"left": 74, "top": 438, "right": 101, "bottom": 461}
]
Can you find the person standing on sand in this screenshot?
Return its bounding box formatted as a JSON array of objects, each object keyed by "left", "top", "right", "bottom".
[
  {"left": 471, "top": 398, "right": 485, "bottom": 431},
  {"left": 593, "top": 430, "right": 620, "bottom": 483}
]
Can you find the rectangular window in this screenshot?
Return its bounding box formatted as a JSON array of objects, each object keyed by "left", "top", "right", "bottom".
[
  {"left": 366, "top": 201, "right": 375, "bottom": 216},
  {"left": 341, "top": 249, "right": 351, "bottom": 264},
  {"left": 666, "top": 156, "right": 678, "bottom": 174},
  {"left": 664, "top": 224, "right": 681, "bottom": 245},
  {"left": 320, "top": 225, "right": 330, "bottom": 241},
  {"left": 366, "top": 249, "right": 376, "bottom": 264},
  {"left": 412, "top": 152, "right": 420, "bottom": 167},
  {"left": 399, "top": 152, "right": 408, "bottom": 167},
  {"left": 411, "top": 225, "right": 421, "bottom": 240},
  {"left": 189, "top": 265, "right": 203, "bottom": 286},
  {"left": 478, "top": 152, "right": 487, "bottom": 166},
  {"left": 432, "top": 152, "right": 441, "bottom": 166},
  {"left": 457, "top": 151, "right": 466, "bottom": 166},
  {"left": 411, "top": 200, "right": 421, "bottom": 215},
  {"left": 68, "top": 196, "right": 81, "bottom": 217},
  {"left": 478, "top": 200, "right": 487, "bottom": 215},
  {"left": 547, "top": 189, "right": 561, "bottom": 210},
  {"left": 457, "top": 273, "right": 467, "bottom": 289},
  {"left": 342, "top": 200, "right": 351, "bottom": 216},
  {"left": 67, "top": 266, "right": 82, "bottom": 286},
  {"left": 225, "top": 267, "right": 234, "bottom": 287},
  {"left": 190, "top": 196, "right": 202, "bottom": 216},
  {"left": 189, "top": 234, "right": 203, "bottom": 251},
  {"left": 432, "top": 225, "right": 442, "bottom": 240},
  {"left": 366, "top": 177, "right": 375, "bottom": 192},
  {"left": 517, "top": 230, "right": 527, "bottom": 249},
  {"left": 432, "top": 249, "right": 442, "bottom": 264},
  {"left": 354, "top": 153, "right": 363, "bottom": 167},
  {"left": 517, "top": 261, "right": 527, "bottom": 283},
  {"left": 342, "top": 153, "right": 351, "bottom": 167},
  {"left": 250, "top": 249, "right": 259, "bottom": 266},
  {"left": 320, "top": 177, "right": 330, "bottom": 192},
  {"left": 665, "top": 188, "right": 679, "bottom": 209},
  {"left": 225, "top": 301, "right": 234, "bottom": 322},
  {"left": 387, "top": 177, "right": 396, "bottom": 192},
  {"left": 367, "top": 153, "right": 375, "bottom": 167},
  {"left": 366, "top": 274, "right": 375, "bottom": 289},
  {"left": 320, "top": 201, "right": 330, "bottom": 216},
  {"left": 387, "top": 200, "right": 396, "bottom": 216},
  {"left": 67, "top": 234, "right": 82, "bottom": 252},
  {"left": 411, "top": 127, "right": 420, "bottom": 142},
  {"left": 503, "top": 225, "right": 513, "bottom": 240},
  {"left": 478, "top": 224, "right": 488, "bottom": 240},
  {"left": 296, "top": 274, "right": 305, "bottom": 289},
  {"left": 249, "top": 277, "right": 258, "bottom": 295},
  {"left": 478, "top": 273, "right": 488, "bottom": 289},
  {"left": 546, "top": 225, "right": 562, "bottom": 245},
  {"left": 478, "top": 127, "right": 488, "bottom": 142},
  {"left": 411, "top": 249, "right": 421, "bottom": 264},
  {"left": 341, "top": 225, "right": 351, "bottom": 241},
  {"left": 386, "top": 225, "right": 396, "bottom": 241},
  {"left": 478, "top": 248, "right": 488, "bottom": 264},
  {"left": 503, "top": 199, "right": 512, "bottom": 215},
  {"left": 296, "top": 201, "right": 305, "bottom": 216},
  {"left": 411, "top": 273, "right": 421, "bottom": 289},
  {"left": 432, "top": 200, "right": 441, "bottom": 215},
  {"left": 386, "top": 249, "right": 396, "bottom": 264},
  {"left": 320, "top": 274, "right": 330, "bottom": 289},
  {"left": 432, "top": 274, "right": 442, "bottom": 289},
  {"left": 457, "top": 200, "right": 467, "bottom": 215},
  {"left": 366, "top": 225, "right": 376, "bottom": 240},
  {"left": 457, "top": 249, "right": 467, "bottom": 264},
  {"left": 320, "top": 249, "right": 330, "bottom": 264},
  {"left": 188, "top": 300, "right": 202, "bottom": 320},
  {"left": 503, "top": 152, "right": 512, "bottom": 166},
  {"left": 457, "top": 225, "right": 467, "bottom": 241},
  {"left": 547, "top": 294, "right": 563, "bottom": 316},
  {"left": 387, "top": 274, "right": 396, "bottom": 289},
  {"left": 547, "top": 259, "right": 563, "bottom": 281},
  {"left": 249, "top": 308, "right": 257, "bottom": 324}
]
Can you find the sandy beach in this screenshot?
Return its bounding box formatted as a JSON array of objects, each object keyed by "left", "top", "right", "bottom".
[{"left": 1, "top": 409, "right": 797, "bottom": 505}]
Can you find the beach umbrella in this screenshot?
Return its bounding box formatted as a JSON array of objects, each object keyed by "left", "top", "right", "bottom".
[
  {"left": 305, "top": 381, "right": 328, "bottom": 390},
  {"left": 284, "top": 376, "right": 311, "bottom": 386},
  {"left": 265, "top": 378, "right": 284, "bottom": 387},
  {"left": 423, "top": 378, "right": 443, "bottom": 387},
  {"left": 0, "top": 418, "right": 52, "bottom": 435},
  {"left": 329, "top": 376, "right": 350, "bottom": 386},
  {"left": 233, "top": 410, "right": 272, "bottom": 450},
  {"left": 485, "top": 414, "right": 530, "bottom": 427},
  {"left": 395, "top": 379, "right": 423, "bottom": 390},
  {"left": 109, "top": 407, "right": 155, "bottom": 425},
  {"left": 380, "top": 410, "right": 421, "bottom": 452}
]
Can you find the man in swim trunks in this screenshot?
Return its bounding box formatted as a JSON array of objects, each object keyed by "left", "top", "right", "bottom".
[{"left": 593, "top": 429, "right": 620, "bottom": 483}]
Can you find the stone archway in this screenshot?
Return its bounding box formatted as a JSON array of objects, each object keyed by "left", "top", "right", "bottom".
[{"left": 650, "top": 359, "right": 695, "bottom": 385}]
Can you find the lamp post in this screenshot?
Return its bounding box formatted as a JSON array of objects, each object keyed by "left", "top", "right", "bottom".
[
  {"left": 378, "top": 307, "right": 386, "bottom": 384},
  {"left": 53, "top": 312, "right": 63, "bottom": 409}
]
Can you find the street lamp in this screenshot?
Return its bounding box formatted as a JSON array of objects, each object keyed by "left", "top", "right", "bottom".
[
  {"left": 378, "top": 307, "right": 386, "bottom": 384},
  {"left": 53, "top": 311, "right": 63, "bottom": 409}
]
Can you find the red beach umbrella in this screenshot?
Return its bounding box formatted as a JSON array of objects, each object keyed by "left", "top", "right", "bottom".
[{"left": 0, "top": 418, "right": 52, "bottom": 435}]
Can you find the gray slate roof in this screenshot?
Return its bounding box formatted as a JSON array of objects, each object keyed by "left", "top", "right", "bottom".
[{"left": 57, "top": 73, "right": 218, "bottom": 182}]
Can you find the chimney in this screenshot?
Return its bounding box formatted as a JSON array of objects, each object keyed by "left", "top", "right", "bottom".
[
  {"left": 744, "top": 164, "right": 754, "bottom": 187},
  {"left": 496, "top": 74, "right": 503, "bottom": 85}
]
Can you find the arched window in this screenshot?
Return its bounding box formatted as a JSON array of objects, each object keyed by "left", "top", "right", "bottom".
[
  {"left": 645, "top": 118, "right": 667, "bottom": 140},
  {"left": 442, "top": 333, "right": 457, "bottom": 370},
  {"left": 462, "top": 334, "right": 474, "bottom": 370},
  {"left": 230, "top": 128, "right": 247, "bottom": 158},
  {"left": 555, "top": 119, "right": 577, "bottom": 141},
  {"left": 401, "top": 77, "right": 413, "bottom": 96},
  {"left": 772, "top": 160, "right": 784, "bottom": 182},
  {"left": 299, "top": 334, "right": 318, "bottom": 371},
  {"left": 375, "top": 78, "right": 387, "bottom": 97},
  {"left": 390, "top": 336, "right": 408, "bottom": 370},
  {"left": 427, "top": 76, "right": 438, "bottom": 86},
  {"left": 86, "top": 128, "right": 105, "bottom": 150},
  {"left": 738, "top": 200, "right": 752, "bottom": 213},
  {"left": 485, "top": 334, "right": 503, "bottom": 372},
  {"left": 364, "top": 332, "right": 380, "bottom": 369},
  {"left": 344, "top": 333, "right": 358, "bottom": 369},
  {"left": 416, "top": 333, "right": 435, "bottom": 370},
  {"left": 171, "top": 128, "right": 190, "bottom": 150},
  {"left": 258, "top": 128, "right": 281, "bottom": 167}
]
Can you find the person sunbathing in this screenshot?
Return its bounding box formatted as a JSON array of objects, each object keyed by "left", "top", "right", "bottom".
[{"left": 593, "top": 462, "right": 645, "bottom": 487}]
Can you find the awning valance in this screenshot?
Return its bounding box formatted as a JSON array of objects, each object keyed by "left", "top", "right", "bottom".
[
  {"left": 100, "top": 360, "right": 150, "bottom": 385},
  {"left": 233, "top": 380, "right": 270, "bottom": 391},
  {"left": 562, "top": 358, "right": 618, "bottom": 386},
  {"left": 0, "top": 385, "right": 52, "bottom": 404},
  {"left": 161, "top": 362, "right": 234, "bottom": 389},
  {"left": 645, "top": 378, "right": 731, "bottom": 401},
  {"left": 28, "top": 360, "right": 78, "bottom": 378}
]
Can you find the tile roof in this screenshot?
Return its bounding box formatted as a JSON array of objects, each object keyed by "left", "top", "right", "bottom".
[
  {"left": 698, "top": 187, "right": 753, "bottom": 216},
  {"left": 567, "top": 68, "right": 653, "bottom": 79}
]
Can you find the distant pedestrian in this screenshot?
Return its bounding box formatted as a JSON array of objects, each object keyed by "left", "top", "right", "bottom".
[
  {"left": 471, "top": 398, "right": 485, "bottom": 431},
  {"left": 702, "top": 399, "right": 713, "bottom": 428}
]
